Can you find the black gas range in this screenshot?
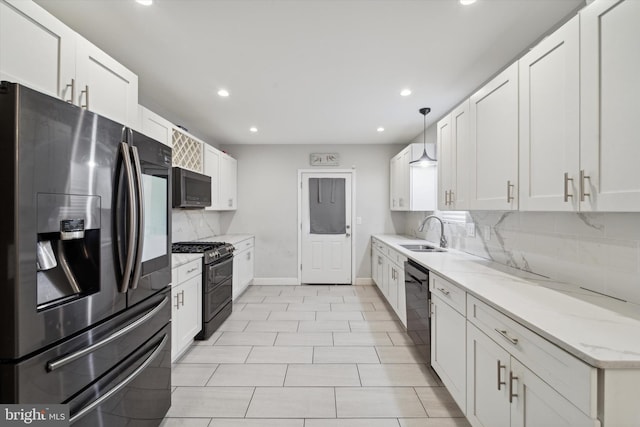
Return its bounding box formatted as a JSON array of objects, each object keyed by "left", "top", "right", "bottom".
[{"left": 172, "top": 241, "right": 235, "bottom": 339}]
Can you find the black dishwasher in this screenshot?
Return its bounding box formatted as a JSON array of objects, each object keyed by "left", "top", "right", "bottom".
[{"left": 404, "top": 259, "right": 431, "bottom": 365}]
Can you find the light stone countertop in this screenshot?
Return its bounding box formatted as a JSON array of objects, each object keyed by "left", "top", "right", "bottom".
[
  {"left": 171, "top": 253, "right": 203, "bottom": 269},
  {"left": 373, "top": 234, "right": 640, "bottom": 369}
]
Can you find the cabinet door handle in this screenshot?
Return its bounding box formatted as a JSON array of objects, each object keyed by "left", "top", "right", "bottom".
[
  {"left": 174, "top": 294, "right": 180, "bottom": 310},
  {"left": 64, "top": 78, "right": 75, "bottom": 104},
  {"left": 509, "top": 371, "right": 518, "bottom": 403},
  {"left": 580, "top": 170, "right": 591, "bottom": 202},
  {"left": 228, "top": 198, "right": 233, "bottom": 207},
  {"left": 563, "top": 172, "right": 574, "bottom": 202},
  {"left": 179, "top": 290, "right": 185, "bottom": 306},
  {"left": 80, "top": 85, "right": 90, "bottom": 109},
  {"left": 437, "top": 287, "right": 450, "bottom": 296},
  {"left": 497, "top": 360, "right": 506, "bottom": 390},
  {"left": 495, "top": 328, "right": 518, "bottom": 345},
  {"left": 247, "top": 252, "right": 251, "bottom": 261},
  {"left": 449, "top": 190, "right": 455, "bottom": 205},
  {"left": 506, "top": 180, "right": 515, "bottom": 203}
]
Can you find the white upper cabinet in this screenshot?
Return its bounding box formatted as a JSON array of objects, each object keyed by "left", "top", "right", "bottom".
[
  {"left": 437, "top": 100, "right": 469, "bottom": 211},
  {"left": 203, "top": 144, "right": 221, "bottom": 210},
  {"left": 75, "top": 37, "right": 139, "bottom": 127},
  {"left": 138, "top": 106, "right": 173, "bottom": 147},
  {"left": 0, "top": 0, "right": 75, "bottom": 100},
  {"left": 580, "top": 0, "right": 640, "bottom": 212},
  {"left": 0, "top": 0, "right": 139, "bottom": 127},
  {"left": 390, "top": 144, "right": 437, "bottom": 211},
  {"left": 469, "top": 63, "right": 519, "bottom": 211},
  {"left": 519, "top": 17, "right": 580, "bottom": 211},
  {"left": 219, "top": 153, "right": 238, "bottom": 210}
]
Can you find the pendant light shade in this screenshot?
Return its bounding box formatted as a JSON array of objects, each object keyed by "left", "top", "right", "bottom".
[{"left": 410, "top": 107, "right": 437, "bottom": 167}]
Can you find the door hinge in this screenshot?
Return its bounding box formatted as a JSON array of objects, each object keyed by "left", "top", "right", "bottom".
[{"left": 300, "top": 264, "right": 303, "bottom": 271}]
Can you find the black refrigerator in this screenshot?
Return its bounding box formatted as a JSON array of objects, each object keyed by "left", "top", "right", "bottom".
[{"left": 0, "top": 82, "right": 172, "bottom": 426}]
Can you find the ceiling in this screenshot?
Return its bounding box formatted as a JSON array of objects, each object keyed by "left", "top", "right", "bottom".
[{"left": 35, "top": 0, "right": 583, "bottom": 145}]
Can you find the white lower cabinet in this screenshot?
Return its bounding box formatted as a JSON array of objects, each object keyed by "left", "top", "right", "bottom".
[
  {"left": 371, "top": 238, "right": 406, "bottom": 328},
  {"left": 232, "top": 237, "right": 254, "bottom": 299},
  {"left": 430, "top": 274, "right": 466, "bottom": 414},
  {"left": 171, "top": 260, "right": 203, "bottom": 362}
]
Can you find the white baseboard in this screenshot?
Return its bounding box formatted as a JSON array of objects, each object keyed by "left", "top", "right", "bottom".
[
  {"left": 355, "top": 277, "right": 374, "bottom": 286},
  {"left": 252, "top": 277, "right": 300, "bottom": 286}
]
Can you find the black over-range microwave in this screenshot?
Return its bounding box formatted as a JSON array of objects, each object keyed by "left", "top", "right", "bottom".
[{"left": 172, "top": 167, "right": 212, "bottom": 208}]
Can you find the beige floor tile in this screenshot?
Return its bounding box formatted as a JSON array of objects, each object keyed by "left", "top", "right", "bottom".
[
  {"left": 363, "top": 311, "right": 397, "bottom": 321},
  {"left": 284, "top": 363, "right": 360, "bottom": 386},
  {"left": 279, "top": 288, "right": 319, "bottom": 296},
  {"left": 244, "top": 320, "right": 299, "bottom": 332},
  {"left": 191, "top": 331, "right": 222, "bottom": 346},
  {"left": 241, "top": 303, "right": 289, "bottom": 312},
  {"left": 313, "top": 346, "right": 380, "bottom": 363},
  {"left": 179, "top": 346, "right": 252, "bottom": 364},
  {"left": 227, "top": 311, "right": 270, "bottom": 321},
  {"left": 287, "top": 303, "right": 331, "bottom": 311},
  {"left": 207, "top": 363, "right": 287, "bottom": 386},
  {"left": 350, "top": 320, "right": 404, "bottom": 332},
  {"left": 234, "top": 295, "right": 265, "bottom": 304},
  {"left": 399, "top": 418, "right": 471, "bottom": 427},
  {"left": 275, "top": 332, "right": 333, "bottom": 346},
  {"left": 246, "top": 387, "right": 336, "bottom": 418},
  {"left": 415, "top": 387, "right": 466, "bottom": 418},
  {"left": 263, "top": 296, "right": 304, "bottom": 304},
  {"left": 305, "top": 419, "right": 401, "bottom": 427},
  {"left": 320, "top": 287, "right": 357, "bottom": 296},
  {"left": 373, "top": 302, "right": 393, "bottom": 311},
  {"left": 210, "top": 419, "right": 304, "bottom": 427},
  {"left": 233, "top": 303, "right": 246, "bottom": 311},
  {"left": 333, "top": 332, "right": 394, "bottom": 346},
  {"left": 355, "top": 286, "right": 381, "bottom": 295},
  {"left": 268, "top": 311, "right": 316, "bottom": 321},
  {"left": 316, "top": 311, "right": 364, "bottom": 321},
  {"left": 335, "top": 387, "right": 426, "bottom": 418},
  {"left": 331, "top": 303, "right": 376, "bottom": 312},
  {"left": 166, "top": 387, "right": 254, "bottom": 418},
  {"left": 242, "top": 287, "right": 283, "bottom": 296},
  {"left": 387, "top": 332, "right": 415, "bottom": 346},
  {"left": 246, "top": 346, "right": 313, "bottom": 363},
  {"left": 214, "top": 332, "right": 277, "bottom": 346},
  {"left": 160, "top": 418, "right": 212, "bottom": 427},
  {"left": 298, "top": 320, "right": 350, "bottom": 332},
  {"left": 375, "top": 346, "right": 428, "bottom": 363},
  {"left": 303, "top": 296, "right": 345, "bottom": 303},
  {"left": 343, "top": 296, "right": 385, "bottom": 303},
  {"left": 217, "top": 320, "right": 249, "bottom": 332},
  {"left": 171, "top": 364, "right": 218, "bottom": 386},
  {"left": 358, "top": 364, "right": 440, "bottom": 386}
]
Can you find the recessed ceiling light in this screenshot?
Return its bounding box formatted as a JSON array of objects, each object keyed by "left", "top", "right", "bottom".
[
  {"left": 377, "top": 127, "right": 385, "bottom": 132},
  {"left": 136, "top": 0, "right": 153, "bottom": 5},
  {"left": 217, "top": 89, "right": 230, "bottom": 97},
  {"left": 400, "top": 89, "right": 412, "bottom": 97},
  {"left": 249, "top": 127, "right": 258, "bottom": 133},
  {"left": 459, "top": 0, "right": 477, "bottom": 5}
]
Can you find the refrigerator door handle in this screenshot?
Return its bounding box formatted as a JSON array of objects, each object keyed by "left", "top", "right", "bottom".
[
  {"left": 69, "top": 333, "right": 168, "bottom": 424},
  {"left": 118, "top": 142, "right": 137, "bottom": 293},
  {"left": 46, "top": 296, "right": 169, "bottom": 372},
  {"left": 129, "top": 144, "right": 145, "bottom": 289}
]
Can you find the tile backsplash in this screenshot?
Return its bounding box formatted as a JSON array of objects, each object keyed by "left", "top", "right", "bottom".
[
  {"left": 406, "top": 211, "right": 640, "bottom": 306},
  {"left": 172, "top": 209, "right": 221, "bottom": 242}
]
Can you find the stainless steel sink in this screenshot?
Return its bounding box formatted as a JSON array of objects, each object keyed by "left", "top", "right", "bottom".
[{"left": 400, "top": 244, "right": 446, "bottom": 253}]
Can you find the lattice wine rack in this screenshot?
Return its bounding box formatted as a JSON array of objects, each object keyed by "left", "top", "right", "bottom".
[{"left": 172, "top": 129, "right": 203, "bottom": 172}]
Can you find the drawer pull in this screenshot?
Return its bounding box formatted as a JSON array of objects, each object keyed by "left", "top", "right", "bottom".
[
  {"left": 497, "top": 360, "right": 506, "bottom": 390},
  {"left": 509, "top": 371, "right": 518, "bottom": 403},
  {"left": 495, "top": 328, "right": 519, "bottom": 345},
  {"left": 437, "top": 287, "right": 450, "bottom": 296},
  {"left": 186, "top": 267, "right": 199, "bottom": 274}
]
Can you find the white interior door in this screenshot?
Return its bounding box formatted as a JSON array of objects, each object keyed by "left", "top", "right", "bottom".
[{"left": 300, "top": 172, "right": 352, "bottom": 284}]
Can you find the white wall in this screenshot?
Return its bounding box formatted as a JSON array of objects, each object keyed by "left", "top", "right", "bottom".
[
  {"left": 219, "top": 143, "right": 407, "bottom": 281},
  {"left": 407, "top": 211, "right": 640, "bottom": 306}
]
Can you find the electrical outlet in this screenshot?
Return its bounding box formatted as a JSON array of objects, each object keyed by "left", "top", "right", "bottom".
[
  {"left": 484, "top": 225, "right": 491, "bottom": 241},
  {"left": 466, "top": 223, "right": 476, "bottom": 237}
]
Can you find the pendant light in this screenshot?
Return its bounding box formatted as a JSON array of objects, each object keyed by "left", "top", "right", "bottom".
[{"left": 410, "top": 107, "right": 437, "bottom": 167}]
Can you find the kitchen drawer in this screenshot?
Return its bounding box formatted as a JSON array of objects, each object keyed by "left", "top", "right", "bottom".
[
  {"left": 388, "top": 247, "right": 407, "bottom": 266},
  {"left": 372, "top": 238, "right": 386, "bottom": 253},
  {"left": 177, "top": 259, "right": 202, "bottom": 284},
  {"left": 430, "top": 274, "right": 465, "bottom": 316},
  {"left": 467, "top": 295, "right": 597, "bottom": 417},
  {"left": 235, "top": 238, "right": 254, "bottom": 252}
]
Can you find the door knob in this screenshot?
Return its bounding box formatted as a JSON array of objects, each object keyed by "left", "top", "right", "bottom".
[{"left": 346, "top": 233, "right": 351, "bottom": 237}]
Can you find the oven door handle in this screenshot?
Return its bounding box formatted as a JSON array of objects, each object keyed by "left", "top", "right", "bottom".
[
  {"left": 69, "top": 333, "right": 168, "bottom": 424},
  {"left": 46, "top": 296, "right": 168, "bottom": 372},
  {"left": 129, "top": 142, "right": 145, "bottom": 290},
  {"left": 118, "top": 141, "right": 137, "bottom": 293}
]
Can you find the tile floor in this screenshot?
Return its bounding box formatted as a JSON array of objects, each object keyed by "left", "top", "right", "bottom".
[{"left": 161, "top": 284, "right": 470, "bottom": 427}]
